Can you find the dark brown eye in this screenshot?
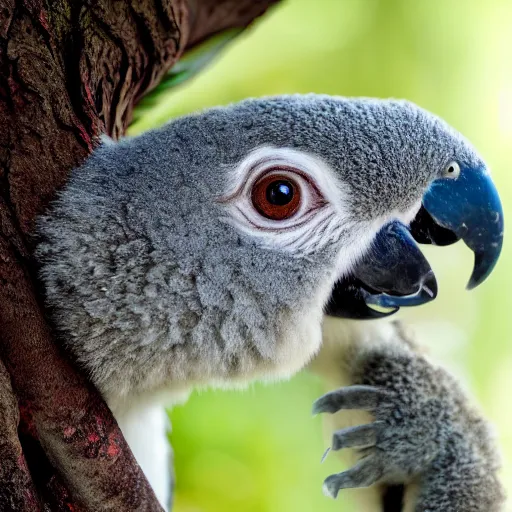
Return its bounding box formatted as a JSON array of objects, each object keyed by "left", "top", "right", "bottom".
[{"left": 251, "top": 173, "right": 301, "bottom": 220}]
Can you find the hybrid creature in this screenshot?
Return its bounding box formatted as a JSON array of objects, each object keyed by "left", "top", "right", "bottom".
[{"left": 35, "top": 95, "right": 504, "bottom": 510}]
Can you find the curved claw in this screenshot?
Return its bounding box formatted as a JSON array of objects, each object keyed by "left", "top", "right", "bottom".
[
  {"left": 331, "top": 423, "right": 379, "bottom": 451},
  {"left": 312, "top": 386, "right": 392, "bottom": 415},
  {"left": 423, "top": 165, "right": 504, "bottom": 289},
  {"left": 323, "top": 457, "right": 384, "bottom": 498}
]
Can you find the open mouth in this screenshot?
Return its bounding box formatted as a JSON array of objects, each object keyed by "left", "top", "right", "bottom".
[
  {"left": 325, "top": 189, "right": 503, "bottom": 320},
  {"left": 324, "top": 163, "right": 504, "bottom": 320},
  {"left": 325, "top": 211, "right": 444, "bottom": 319}
]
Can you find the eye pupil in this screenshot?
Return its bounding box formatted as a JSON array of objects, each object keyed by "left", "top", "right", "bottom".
[
  {"left": 266, "top": 180, "right": 294, "bottom": 206},
  {"left": 251, "top": 172, "right": 302, "bottom": 220},
  {"left": 443, "top": 161, "right": 460, "bottom": 179}
]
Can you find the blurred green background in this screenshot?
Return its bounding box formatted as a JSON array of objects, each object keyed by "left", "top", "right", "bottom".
[{"left": 131, "top": 0, "right": 512, "bottom": 510}]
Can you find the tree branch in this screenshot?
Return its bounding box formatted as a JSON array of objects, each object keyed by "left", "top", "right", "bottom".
[
  {"left": 186, "top": 0, "right": 279, "bottom": 46},
  {"left": 0, "top": 0, "right": 279, "bottom": 509}
]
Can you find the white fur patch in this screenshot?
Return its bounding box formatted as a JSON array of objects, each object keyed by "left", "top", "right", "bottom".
[{"left": 114, "top": 401, "right": 173, "bottom": 510}]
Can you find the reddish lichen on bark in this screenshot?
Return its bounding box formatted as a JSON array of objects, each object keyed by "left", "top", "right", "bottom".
[
  {"left": 0, "top": 360, "right": 41, "bottom": 512},
  {"left": 0, "top": 0, "right": 278, "bottom": 510}
]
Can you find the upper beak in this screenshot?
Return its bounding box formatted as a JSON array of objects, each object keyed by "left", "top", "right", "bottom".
[
  {"left": 325, "top": 165, "right": 504, "bottom": 320},
  {"left": 420, "top": 166, "right": 503, "bottom": 289}
]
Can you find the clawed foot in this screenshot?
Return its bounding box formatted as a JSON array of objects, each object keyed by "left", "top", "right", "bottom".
[
  {"left": 310, "top": 326, "right": 503, "bottom": 511},
  {"left": 313, "top": 384, "right": 440, "bottom": 499}
]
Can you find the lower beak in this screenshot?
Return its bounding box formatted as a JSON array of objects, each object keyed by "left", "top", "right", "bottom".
[{"left": 324, "top": 221, "right": 437, "bottom": 320}]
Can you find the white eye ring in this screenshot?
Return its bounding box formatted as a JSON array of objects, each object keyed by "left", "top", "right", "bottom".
[
  {"left": 219, "top": 151, "right": 331, "bottom": 233},
  {"left": 218, "top": 147, "right": 351, "bottom": 255},
  {"left": 442, "top": 161, "right": 460, "bottom": 179}
]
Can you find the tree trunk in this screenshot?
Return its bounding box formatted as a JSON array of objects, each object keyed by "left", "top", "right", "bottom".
[{"left": 0, "top": 1, "right": 278, "bottom": 510}]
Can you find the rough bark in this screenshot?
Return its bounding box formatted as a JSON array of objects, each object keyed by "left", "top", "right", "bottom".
[
  {"left": 0, "top": 359, "right": 40, "bottom": 512},
  {"left": 0, "top": 1, "right": 278, "bottom": 510}
]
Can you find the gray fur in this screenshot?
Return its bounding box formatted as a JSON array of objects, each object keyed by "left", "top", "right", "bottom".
[
  {"left": 35, "top": 94, "right": 502, "bottom": 510},
  {"left": 316, "top": 321, "right": 504, "bottom": 511},
  {"left": 35, "top": 94, "right": 485, "bottom": 405}
]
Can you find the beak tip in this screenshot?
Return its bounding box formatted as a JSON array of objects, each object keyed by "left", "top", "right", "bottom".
[
  {"left": 466, "top": 244, "right": 503, "bottom": 291},
  {"left": 466, "top": 271, "right": 490, "bottom": 291},
  {"left": 466, "top": 273, "right": 480, "bottom": 290}
]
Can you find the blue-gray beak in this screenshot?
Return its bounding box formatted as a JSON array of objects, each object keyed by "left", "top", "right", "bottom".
[
  {"left": 325, "top": 165, "right": 503, "bottom": 320},
  {"left": 325, "top": 221, "right": 437, "bottom": 319},
  {"left": 422, "top": 166, "right": 503, "bottom": 289}
]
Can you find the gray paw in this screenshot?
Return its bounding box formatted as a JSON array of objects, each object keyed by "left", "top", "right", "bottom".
[{"left": 313, "top": 384, "right": 441, "bottom": 499}]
